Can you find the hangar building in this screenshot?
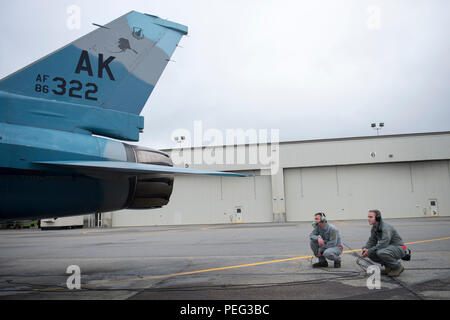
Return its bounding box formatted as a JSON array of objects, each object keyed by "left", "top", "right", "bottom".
[{"left": 109, "top": 131, "right": 450, "bottom": 227}]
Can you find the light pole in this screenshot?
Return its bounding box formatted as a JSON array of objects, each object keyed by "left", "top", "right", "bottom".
[{"left": 371, "top": 122, "right": 384, "bottom": 136}]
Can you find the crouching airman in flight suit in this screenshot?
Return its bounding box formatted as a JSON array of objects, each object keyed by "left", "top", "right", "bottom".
[
  {"left": 310, "top": 212, "right": 343, "bottom": 268},
  {"left": 361, "top": 210, "right": 407, "bottom": 277}
]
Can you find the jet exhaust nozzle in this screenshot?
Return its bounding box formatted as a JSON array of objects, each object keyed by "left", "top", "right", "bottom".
[{"left": 124, "top": 145, "right": 175, "bottom": 210}]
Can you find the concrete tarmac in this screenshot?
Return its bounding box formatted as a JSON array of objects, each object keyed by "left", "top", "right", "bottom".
[{"left": 0, "top": 217, "right": 449, "bottom": 300}]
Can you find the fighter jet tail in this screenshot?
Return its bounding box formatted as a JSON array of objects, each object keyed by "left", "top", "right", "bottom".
[{"left": 0, "top": 11, "right": 187, "bottom": 116}]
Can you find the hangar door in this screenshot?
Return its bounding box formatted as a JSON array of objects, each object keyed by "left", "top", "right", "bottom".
[
  {"left": 284, "top": 161, "right": 450, "bottom": 222},
  {"left": 220, "top": 172, "right": 273, "bottom": 224}
]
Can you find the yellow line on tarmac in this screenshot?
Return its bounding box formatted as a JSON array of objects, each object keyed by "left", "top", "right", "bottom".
[
  {"left": 337, "top": 236, "right": 450, "bottom": 255},
  {"left": 82, "top": 254, "right": 316, "bottom": 288},
  {"left": 32, "top": 255, "right": 317, "bottom": 292},
  {"left": 82, "top": 236, "right": 450, "bottom": 288},
  {"left": 7, "top": 235, "right": 450, "bottom": 294},
  {"left": 404, "top": 236, "right": 450, "bottom": 245}
]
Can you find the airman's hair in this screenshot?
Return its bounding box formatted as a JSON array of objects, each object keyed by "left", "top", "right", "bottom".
[
  {"left": 369, "top": 209, "right": 382, "bottom": 222},
  {"left": 314, "top": 212, "right": 326, "bottom": 218}
]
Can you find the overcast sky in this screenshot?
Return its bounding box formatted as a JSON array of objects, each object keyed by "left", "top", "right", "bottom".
[{"left": 1, "top": 0, "right": 449, "bottom": 149}]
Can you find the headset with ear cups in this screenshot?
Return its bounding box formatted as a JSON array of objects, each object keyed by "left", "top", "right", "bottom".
[
  {"left": 371, "top": 210, "right": 382, "bottom": 223},
  {"left": 312, "top": 212, "right": 327, "bottom": 227},
  {"left": 318, "top": 212, "right": 327, "bottom": 222}
]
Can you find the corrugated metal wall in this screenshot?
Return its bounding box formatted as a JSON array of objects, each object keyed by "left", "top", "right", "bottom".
[
  {"left": 284, "top": 160, "right": 450, "bottom": 221},
  {"left": 113, "top": 171, "right": 273, "bottom": 227}
]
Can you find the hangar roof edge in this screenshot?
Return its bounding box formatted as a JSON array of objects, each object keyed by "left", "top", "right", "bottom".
[{"left": 161, "top": 131, "right": 450, "bottom": 151}]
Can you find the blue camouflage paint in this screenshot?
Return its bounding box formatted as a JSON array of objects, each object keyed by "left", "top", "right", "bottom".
[
  {"left": 0, "top": 12, "right": 247, "bottom": 221},
  {"left": 104, "top": 74, "right": 155, "bottom": 115},
  {"left": 0, "top": 10, "right": 188, "bottom": 132},
  {"left": 0, "top": 91, "right": 144, "bottom": 141},
  {"left": 0, "top": 122, "right": 131, "bottom": 220},
  {"left": 0, "top": 122, "right": 127, "bottom": 171},
  {"left": 0, "top": 173, "right": 106, "bottom": 219},
  {"left": 0, "top": 46, "right": 155, "bottom": 116}
]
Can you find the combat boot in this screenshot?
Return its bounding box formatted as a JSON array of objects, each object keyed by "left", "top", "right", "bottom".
[
  {"left": 381, "top": 266, "right": 392, "bottom": 275},
  {"left": 387, "top": 265, "right": 404, "bottom": 277},
  {"left": 312, "top": 260, "right": 328, "bottom": 268}
]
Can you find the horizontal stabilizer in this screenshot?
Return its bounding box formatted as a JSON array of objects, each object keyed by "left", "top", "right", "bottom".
[{"left": 34, "top": 161, "right": 252, "bottom": 177}]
